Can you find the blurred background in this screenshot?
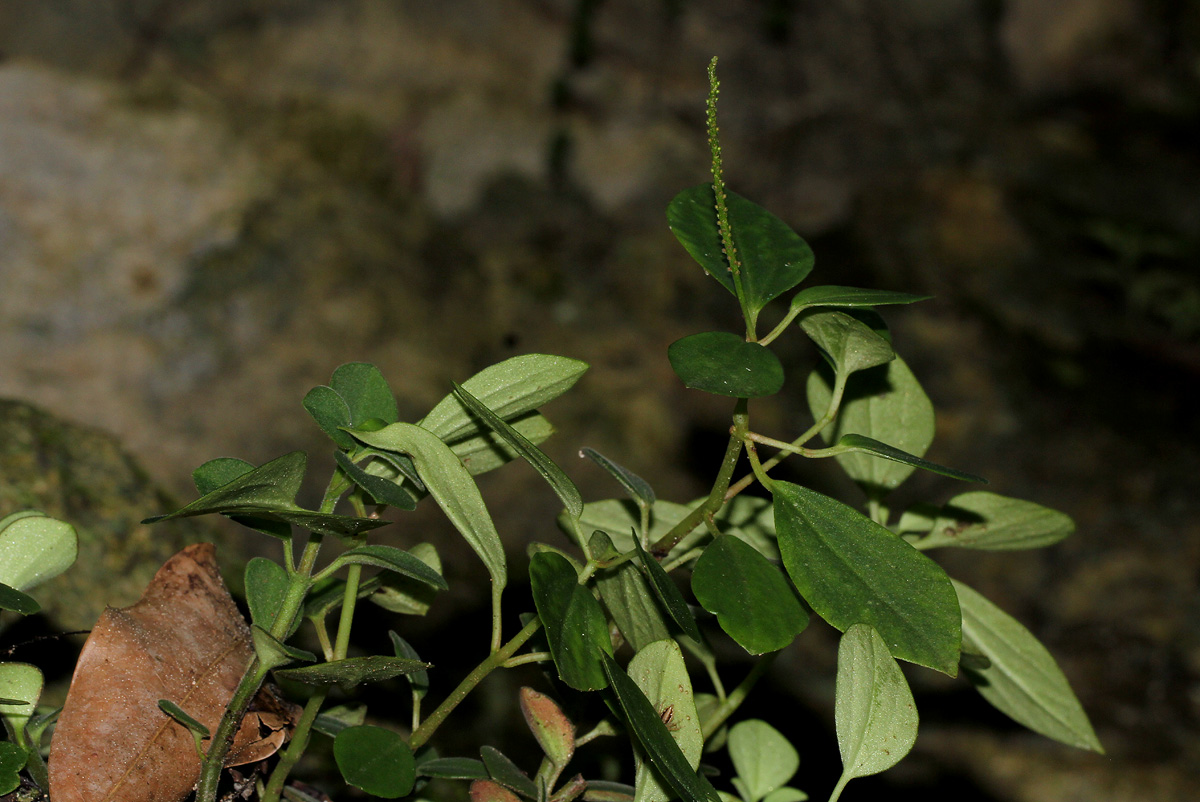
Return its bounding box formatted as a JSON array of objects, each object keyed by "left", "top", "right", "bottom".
[{"left": 1, "top": 1, "right": 1198, "bottom": 800}]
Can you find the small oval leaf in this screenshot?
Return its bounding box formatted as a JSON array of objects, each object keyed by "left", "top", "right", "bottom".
[
  {"left": 668, "top": 332, "right": 784, "bottom": 398},
  {"left": 727, "top": 720, "right": 799, "bottom": 802},
  {"left": 330, "top": 363, "right": 399, "bottom": 426},
  {"left": 519, "top": 687, "right": 575, "bottom": 769},
  {"left": 334, "top": 725, "right": 415, "bottom": 798}
]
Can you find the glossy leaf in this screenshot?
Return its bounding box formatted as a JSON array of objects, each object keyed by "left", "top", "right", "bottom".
[
  {"left": 334, "top": 725, "right": 415, "bottom": 799},
  {"left": 330, "top": 545, "right": 448, "bottom": 590},
  {"left": 773, "top": 482, "right": 961, "bottom": 675},
  {"left": 916, "top": 493, "right": 1074, "bottom": 551},
  {"left": 453, "top": 383, "right": 583, "bottom": 518},
  {"left": 330, "top": 362, "right": 399, "bottom": 426},
  {"left": 833, "top": 434, "right": 986, "bottom": 485},
  {"left": 389, "top": 631, "right": 430, "bottom": 699},
  {"left": 530, "top": 552, "right": 611, "bottom": 690},
  {"left": 481, "top": 745, "right": 538, "bottom": 799},
  {"left": 833, "top": 624, "right": 918, "bottom": 788},
  {"left": 599, "top": 652, "right": 720, "bottom": 802},
  {"left": 0, "top": 582, "right": 38, "bottom": 615},
  {"left": 244, "top": 557, "right": 289, "bottom": 632},
  {"left": 452, "top": 412, "right": 556, "bottom": 475},
  {"left": 798, "top": 310, "right": 895, "bottom": 378},
  {"left": 333, "top": 451, "right": 418, "bottom": 510},
  {"left": 629, "top": 641, "right": 702, "bottom": 802},
  {"left": 691, "top": 536, "right": 807, "bottom": 655},
  {"left": 596, "top": 561, "right": 672, "bottom": 652},
  {"left": 0, "top": 513, "right": 78, "bottom": 592},
  {"left": 369, "top": 542, "right": 445, "bottom": 616},
  {"left": 806, "top": 357, "right": 935, "bottom": 496},
  {"left": 519, "top": 687, "right": 575, "bottom": 769},
  {"left": 277, "top": 656, "right": 429, "bottom": 688},
  {"left": 418, "top": 757, "right": 490, "bottom": 779},
  {"left": 632, "top": 539, "right": 702, "bottom": 643},
  {"left": 727, "top": 720, "right": 799, "bottom": 802},
  {"left": 789, "top": 285, "right": 929, "bottom": 313},
  {"left": 667, "top": 184, "right": 814, "bottom": 324},
  {"left": 953, "top": 580, "right": 1102, "bottom": 752},
  {"left": 668, "top": 332, "right": 784, "bottom": 398},
  {"left": 419, "top": 354, "right": 588, "bottom": 443},
  {"left": 350, "top": 422, "right": 507, "bottom": 590},
  {"left": 303, "top": 385, "right": 355, "bottom": 449},
  {"left": 0, "top": 663, "right": 42, "bottom": 739},
  {"left": 581, "top": 448, "right": 655, "bottom": 508}
]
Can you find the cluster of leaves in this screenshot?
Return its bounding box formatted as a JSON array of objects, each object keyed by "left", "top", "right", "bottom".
[{"left": 3, "top": 58, "right": 1102, "bottom": 802}]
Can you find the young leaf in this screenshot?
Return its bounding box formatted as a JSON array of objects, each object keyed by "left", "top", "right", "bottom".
[
  {"left": 334, "top": 725, "right": 415, "bottom": 799},
  {"left": 773, "top": 482, "right": 961, "bottom": 675},
  {"left": 632, "top": 538, "right": 702, "bottom": 643},
  {"left": 798, "top": 310, "right": 895, "bottom": 378},
  {"left": 452, "top": 412, "right": 557, "bottom": 475},
  {"left": 691, "top": 536, "right": 807, "bottom": 655},
  {"left": 333, "top": 451, "right": 419, "bottom": 510},
  {"left": 329, "top": 544, "right": 448, "bottom": 590},
  {"left": 349, "top": 422, "right": 507, "bottom": 591},
  {"left": 599, "top": 652, "right": 720, "bottom": 802},
  {"left": 472, "top": 778, "right": 525, "bottom": 802},
  {"left": 596, "top": 561, "right": 672, "bottom": 652},
  {"left": 303, "top": 385, "right": 355, "bottom": 449},
  {"left": 953, "top": 580, "right": 1103, "bottom": 752},
  {"left": 330, "top": 362, "right": 399, "bottom": 426},
  {"left": 629, "top": 640, "right": 703, "bottom": 802},
  {"left": 583, "top": 781, "right": 638, "bottom": 802},
  {"left": 419, "top": 354, "right": 589, "bottom": 443},
  {"left": 0, "top": 742, "right": 25, "bottom": 796},
  {"left": 667, "top": 184, "right": 815, "bottom": 324},
  {"left": 530, "top": 552, "right": 611, "bottom": 691},
  {"left": 453, "top": 382, "right": 583, "bottom": 518},
  {"left": 157, "top": 699, "right": 211, "bottom": 744},
  {"left": 915, "top": 492, "right": 1074, "bottom": 551},
  {"left": 0, "top": 513, "right": 78, "bottom": 592},
  {"left": 244, "top": 557, "right": 290, "bottom": 632},
  {"left": 832, "top": 624, "right": 918, "bottom": 795},
  {"left": 0, "top": 663, "right": 43, "bottom": 739},
  {"left": 727, "top": 720, "right": 799, "bottom": 802},
  {"left": 0, "top": 582, "right": 39, "bottom": 615},
  {"left": 389, "top": 631, "right": 430, "bottom": 699},
  {"left": 833, "top": 434, "right": 987, "bottom": 484},
  {"left": 277, "top": 656, "right": 429, "bottom": 688},
  {"left": 251, "top": 626, "right": 318, "bottom": 671},
  {"left": 481, "top": 745, "right": 538, "bottom": 799},
  {"left": 806, "top": 357, "right": 935, "bottom": 497},
  {"left": 788, "top": 285, "right": 930, "bottom": 313},
  {"left": 519, "top": 687, "right": 575, "bottom": 769},
  {"left": 418, "top": 757, "right": 490, "bottom": 779},
  {"left": 668, "top": 332, "right": 784, "bottom": 398},
  {"left": 581, "top": 448, "right": 656, "bottom": 508}
]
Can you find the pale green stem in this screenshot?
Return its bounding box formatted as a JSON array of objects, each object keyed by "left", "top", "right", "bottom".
[
  {"left": 661, "top": 547, "right": 704, "bottom": 574},
  {"left": 260, "top": 692, "right": 326, "bottom": 802},
  {"left": 490, "top": 584, "right": 504, "bottom": 653},
  {"left": 744, "top": 440, "right": 775, "bottom": 492},
  {"left": 501, "top": 651, "right": 552, "bottom": 669},
  {"left": 758, "top": 304, "right": 808, "bottom": 347},
  {"left": 827, "top": 774, "right": 851, "bottom": 802},
  {"left": 700, "top": 652, "right": 777, "bottom": 740},
  {"left": 574, "top": 719, "right": 618, "bottom": 748}
]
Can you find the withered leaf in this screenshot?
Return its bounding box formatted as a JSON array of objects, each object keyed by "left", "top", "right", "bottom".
[{"left": 50, "top": 544, "right": 298, "bottom": 802}]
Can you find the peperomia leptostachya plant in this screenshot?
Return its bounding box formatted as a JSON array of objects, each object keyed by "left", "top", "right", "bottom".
[{"left": 26, "top": 58, "right": 1101, "bottom": 802}]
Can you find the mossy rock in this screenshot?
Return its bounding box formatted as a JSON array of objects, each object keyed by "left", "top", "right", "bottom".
[{"left": 0, "top": 399, "right": 243, "bottom": 630}]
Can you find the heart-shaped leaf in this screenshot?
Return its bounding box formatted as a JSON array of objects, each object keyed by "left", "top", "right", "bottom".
[
  {"left": 530, "top": 552, "right": 611, "bottom": 691},
  {"left": 668, "top": 332, "right": 784, "bottom": 398},
  {"left": 727, "top": 720, "right": 799, "bottom": 802},
  {"left": 915, "top": 493, "right": 1074, "bottom": 551},
  {"left": 0, "top": 513, "right": 78, "bottom": 592},
  {"left": 798, "top": 310, "right": 895, "bottom": 379},
  {"left": 330, "top": 362, "right": 399, "bottom": 426},
  {"left": 773, "top": 482, "right": 961, "bottom": 675},
  {"left": 334, "top": 725, "right": 415, "bottom": 799},
  {"left": 691, "top": 535, "right": 807, "bottom": 655},
  {"left": 629, "top": 640, "right": 703, "bottom": 802}
]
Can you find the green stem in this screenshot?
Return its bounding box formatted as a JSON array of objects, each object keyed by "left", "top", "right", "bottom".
[
  {"left": 700, "top": 651, "right": 777, "bottom": 740},
  {"left": 260, "top": 691, "right": 327, "bottom": 802},
  {"left": 410, "top": 617, "right": 543, "bottom": 750},
  {"left": 826, "top": 774, "right": 851, "bottom": 802}
]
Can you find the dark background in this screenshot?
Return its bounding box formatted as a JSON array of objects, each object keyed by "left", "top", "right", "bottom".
[{"left": 0, "top": 1, "right": 1197, "bottom": 799}]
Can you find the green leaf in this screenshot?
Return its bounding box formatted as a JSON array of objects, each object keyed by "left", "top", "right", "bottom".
[
  {"left": 305, "top": 575, "right": 381, "bottom": 621},
  {"left": 571, "top": 500, "right": 703, "bottom": 560},
  {"left": 368, "top": 542, "right": 444, "bottom": 616},
  {"left": 583, "top": 781, "right": 637, "bottom": 802},
  {"left": 833, "top": 434, "right": 987, "bottom": 485},
  {"left": 789, "top": 285, "right": 929, "bottom": 314},
  {"left": 915, "top": 493, "right": 1074, "bottom": 551},
  {"left": 349, "top": 422, "right": 507, "bottom": 590},
  {"left": 668, "top": 332, "right": 784, "bottom": 398},
  {"left": 953, "top": 580, "right": 1102, "bottom": 752},
  {"left": 773, "top": 482, "right": 961, "bottom": 675},
  {"left": 331, "top": 545, "right": 448, "bottom": 590},
  {"left": 0, "top": 513, "right": 78, "bottom": 592},
  {"left": 727, "top": 720, "right": 799, "bottom": 802},
  {"left": 330, "top": 362, "right": 399, "bottom": 426},
  {"left": 629, "top": 640, "right": 703, "bottom": 802},
  {"left": 599, "top": 652, "right": 720, "bottom": 802},
  {"left": 389, "top": 631, "right": 430, "bottom": 699},
  {"left": 244, "top": 557, "right": 290, "bottom": 632},
  {"left": 691, "top": 536, "right": 807, "bottom": 655},
  {"left": 529, "top": 552, "right": 612, "bottom": 691},
  {"left": 0, "top": 742, "right": 26, "bottom": 796},
  {"left": 278, "top": 655, "right": 429, "bottom": 687},
  {"left": 667, "top": 184, "right": 815, "bottom": 325},
  {"left": 157, "top": 699, "right": 211, "bottom": 738},
  {"left": 519, "top": 687, "right": 575, "bottom": 769},
  {"left": 581, "top": 448, "right": 655, "bottom": 508},
  {"left": 761, "top": 789, "right": 807, "bottom": 802},
  {"left": 472, "top": 779, "right": 524, "bottom": 802},
  {"left": 333, "top": 451, "right": 419, "bottom": 510},
  {"left": 417, "top": 757, "right": 490, "bottom": 779},
  {"left": 251, "top": 626, "right": 318, "bottom": 671},
  {"left": 192, "top": 457, "right": 256, "bottom": 494},
  {"left": 806, "top": 356, "right": 935, "bottom": 497},
  {"left": 335, "top": 725, "right": 415, "bottom": 798},
  {"left": 0, "top": 663, "right": 42, "bottom": 738},
  {"left": 0, "top": 582, "right": 39, "bottom": 615},
  {"left": 453, "top": 382, "right": 583, "bottom": 518},
  {"left": 710, "top": 495, "right": 779, "bottom": 562},
  {"left": 798, "top": 310, "right": 895, "bottom": 378},
  {"left": 303, "top": 385, "right": 356, "bottom": 449},
  {"left": 451, "top": 412, "right": 556, "bottom": 475},
  {"left": 481, "top": 745, "right": 538, "bottom": 799},
  {"left": 632, "top": 539, "right": 702, "bottom": 643},
  {"left": 833, "top": 624, "right": 918, "bottom": 790},
  {"left": 419, "top": 354, "right": 589, "bottom": 443},
  {"left": 596, "top": 561, "right": 672, "bottom": 652},
  {"left": 313, "top": 703, "right": 367, "bottom": 737}
]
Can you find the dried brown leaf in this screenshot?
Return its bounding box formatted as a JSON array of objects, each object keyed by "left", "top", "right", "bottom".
[{"left": 49, "top": 544, "right": 294, "bottom": 802}]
